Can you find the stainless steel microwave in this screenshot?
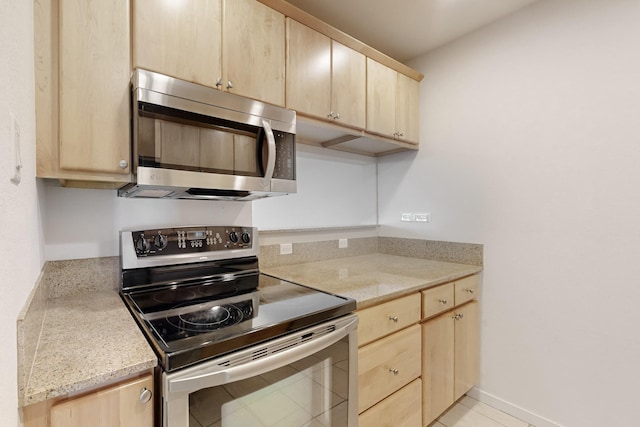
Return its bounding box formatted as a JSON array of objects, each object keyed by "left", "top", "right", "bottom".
[{"left": 118, "top": 69, "right": 296, "bottom": 200}]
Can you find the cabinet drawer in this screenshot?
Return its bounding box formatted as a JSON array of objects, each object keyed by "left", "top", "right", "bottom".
[
  {"left": 358, "top": 324, "right": 421, "bottom": 413},
  {"left": 358, "top": 378, "right": 422, "bottom": 427},
  {"left": 454, "top": 274, "right": 480, "bottom": 305},
  {"left": 421, "top": 283, "right": 454, "bottom": 319},
  {"left": 357, "top": 293, "right": 421, "bottom": 346}
]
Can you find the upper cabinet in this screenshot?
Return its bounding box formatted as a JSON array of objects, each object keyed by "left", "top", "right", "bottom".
[
  {"left": 367, "top": 58, "right": 420, "bottom": 144},
  {"left": 224, "top": 0, "right": 286, "bottom": 106},
  {"left": 286, "top": 19, "right": 366, "bottom": 129},
  {"left": 132, "top": 0, "right": 285, "bottom": 106},
  {"left": 132, "top": 0, "right": 222, "bottom": 88},
  {"left": 35, "top": 0, "right": 131, "bottom": 186}
]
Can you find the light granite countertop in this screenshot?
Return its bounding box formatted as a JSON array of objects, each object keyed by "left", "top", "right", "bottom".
[
  {"left": 261, "top": 253, "right": 483, "bottom": 309},
  {"left": 22, "top": 290, "right": 157, "bottom": 406}
]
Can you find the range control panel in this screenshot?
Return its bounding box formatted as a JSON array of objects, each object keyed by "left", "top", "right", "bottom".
[{"left": 130, "top": 226, "right": 253, "bottom": 257}]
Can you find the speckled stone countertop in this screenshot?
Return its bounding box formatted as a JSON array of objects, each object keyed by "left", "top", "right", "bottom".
[
  {"left": 22, "top": 290, "right": 157, "bottom": 406},
  {"left": 261, "top": 253, "right": 483, "bottom": 309}
]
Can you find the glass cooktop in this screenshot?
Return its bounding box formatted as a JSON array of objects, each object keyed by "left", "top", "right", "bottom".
[{"left": 122, "top": 273, "right": 355, "bottom": 371}]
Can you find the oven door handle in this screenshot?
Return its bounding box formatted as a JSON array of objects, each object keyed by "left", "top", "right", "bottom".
[{"left": 167, "top": 315, "right": 358, "bottom": 394}]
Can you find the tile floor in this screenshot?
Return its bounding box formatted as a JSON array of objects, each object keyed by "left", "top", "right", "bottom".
[{"left": 432, "top": 396, "right": 534, "bottom": 427}]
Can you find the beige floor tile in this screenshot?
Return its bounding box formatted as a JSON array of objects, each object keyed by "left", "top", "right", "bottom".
[
  {"left": 438, "top": 402, "right": 506, "bottom": 427},
  {"left": 457, "top": 396, "right": 530, "bottom": 427}
]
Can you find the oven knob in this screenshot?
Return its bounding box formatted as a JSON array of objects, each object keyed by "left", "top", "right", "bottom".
[
  {"left": 153, "top": 234, "right": 168, "bottom": 250},
  {"left": 135, "top": 237, "right": 150, "bottom": 253},
  {"left": 241, "top": 232, "right": 251, "bottom": 244},
  {"left": 229, "top": 231, "right": 239, "bottom": 243}
]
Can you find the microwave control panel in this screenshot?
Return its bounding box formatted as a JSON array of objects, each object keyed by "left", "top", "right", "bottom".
[
  {"left": 273, "top": 132, "right": 295, "bottom": 180},
  {"left": 131, "top": 226, "right": 253, "bottom": 257}
]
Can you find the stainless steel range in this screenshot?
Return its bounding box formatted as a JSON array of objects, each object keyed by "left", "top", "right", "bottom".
[{"left": 120, "top": 225, "right": 358, "bottom": 427}]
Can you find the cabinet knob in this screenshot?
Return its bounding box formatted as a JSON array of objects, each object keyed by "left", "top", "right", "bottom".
[
  {"left": 118, "top": 160, "right": 128, "bottom": 169},
  {"left": 215, "top": 78, "right": 223, "bottom": 88},
  {"left": 327, "top": 111, "right": 334, "bottom": 119},
  {"left": 398, "top": 131, "right": 404, "bottom": 137},
  {"left": 465, "top": 288, "right": 475, "bottom": 294},
  {"left": 227, "top": 81, "right": 234, "bottom": 90},
  {"left": 334, "top": 112, "right": 340, "bottom": 120},
  {"left": 389, "top": 368, "right": 399, "bottom": 375},
  {"left": 452, "top": 313, "right": 464, "bottom": 320},
  {"left": 389, "top": 315, "right": 399, "bottom": 323},
  {"left": 139, "top": 387, "right": 152, "bottom": 404},
  {"left": 438, "top": 298, "right": 448, "bottom": 304}
]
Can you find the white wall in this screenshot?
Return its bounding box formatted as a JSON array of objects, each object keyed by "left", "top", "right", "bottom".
[
  {"left": 378, "top": 1, "right": 640, "bottom": 426},
  {"left": 43, "top": 185, "right": 252, "bottom": 260},
  {"left": 253, "top": 143, "right": 377, "bottom": 230},
  {"left": 0, "top": 2, "right": 44, "bottom": 425}
]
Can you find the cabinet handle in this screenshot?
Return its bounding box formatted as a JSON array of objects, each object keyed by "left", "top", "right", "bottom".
[
  {"left": 139, "top": 387, "right": 152, "bottom": 404},
  {"left": 389, "top": 368, "right": 399, "bottom": 375},
  {"left": 438, "top": 298, "right": 448, "bottom": 304},
  {"left": 389, "top": 315, "right": 399, "bottom": 323},
  {"left": 465, "top": 288, "right": 475, "bottom": 294},
  {"left": 398, "top": 131, "right": 404, "bottom": 137},
  {"left": 452, "top": 313, "right": 464, "bottom": 320},
  {"left": 118, "top": 160, "right": 128, "bottom": 169},
  {"left": 334, "top": 112, "right": 340, "bottom": 120},
  {"left": 215, "top": 78, "right": 223, "bottom": 88},
  {"left": 226, "top": 81, "right": 234, "bottom": 90},
  {"left": 327, "top": 111, "right": 334, "bottom": 119}
]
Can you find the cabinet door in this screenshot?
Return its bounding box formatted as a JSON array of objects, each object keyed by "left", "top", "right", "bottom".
[
  {"left": 366, "top": 58, "right": 397, "bottom": 138},
  {"left": 454, "top": 301, "right": 480, "bottom": 400},
  {"left": 132, "top": 0, "right": 222, "bottom": 87},
  {"left": 358, "top": 324, "right": 421, "bottom": 413},
  {"left": 331, "top": 41, "right": 366, "bottom": 129},
  {"left": 422, "top": 310, "right": 455, "bottom": 426},
  {"left": 396, "top": 72, "right": 420, "bottom": 143},
  {"left": 58, "top": 0, "right": 130, "bottom": 175},
  {"left": 286, "top": 19, "right": 331, "bottom": 119},
  {"left": 358, "top": 379, "right": 422, "bottom": 427},
  {"left": 224, "top": 0, "right": 285, "bottom": 106},
  {"left": 50, "top": 375, "right": 153, "bottom": 427}
]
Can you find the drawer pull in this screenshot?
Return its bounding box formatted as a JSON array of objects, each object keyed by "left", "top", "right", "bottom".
[
  {"left": 389, "top": 316, "right": 399, "bottom": 323},
  {"left": 452, "top": 313, "right": 464, "bottom": 320},
  {"left": 438, "top": 298, "right": 448, "bottom": 304},
  {"left": 389, "top": 368, "right": 399, "bottom": 375},
  {"left": 465, "top": 288, "right": 475, "bottom": 294}
]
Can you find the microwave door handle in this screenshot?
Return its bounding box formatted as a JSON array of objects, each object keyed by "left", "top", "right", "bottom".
[{"left": 261, "top": 119, "right": 276, "bottom": 188}]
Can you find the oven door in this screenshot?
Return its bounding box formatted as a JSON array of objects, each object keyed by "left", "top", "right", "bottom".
[{"left": 163, "top": 314, "right": 359, "bottom": 427}]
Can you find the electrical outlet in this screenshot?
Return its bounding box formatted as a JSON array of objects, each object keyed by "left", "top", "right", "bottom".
[
  {"left": 338, "top": 238, "right": 348, "bottom": 249},
  {"left": 415, "top": 213, "right": 431, "bottom": 222},
  {"left": 280, "top": 243, "right": 293, "bottom": 255},
  {"left": 401, "top": 213, "right": 415, "bottom": 222}
]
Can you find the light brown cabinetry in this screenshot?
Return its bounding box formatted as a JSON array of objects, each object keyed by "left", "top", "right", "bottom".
[
  {"left": 356, "top": 293, "right": 421, "bottom": 423},
  {"left": 358, "top": 379, "right": 423, "bottom": 427},
  {"left": 421, "top": 275, "right": 480, "bottom": 426},
  {"left": 23, "top": 374, "right": 154, "bottom": 427},
  {"left": 132, "top": 0, "right": 222, "bottom": 88},
  {"left": 367, "top": 58, "right": 420, "bottom": 143},
  {"left": 132, "top": 0, "right": 285, "bottom": 106},
  {"left": 286, "top": 19, "right": 366, "bottom": 129},
  {"left": 35, "top": 0, "right": 131, "bottom": 186}
]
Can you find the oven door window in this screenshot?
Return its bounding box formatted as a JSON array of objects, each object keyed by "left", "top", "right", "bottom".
[{"left": 188, "top": 337, "right": 350, "bottom": 427}]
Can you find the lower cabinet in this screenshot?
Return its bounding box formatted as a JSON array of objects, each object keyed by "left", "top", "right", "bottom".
[
  {"left": 358, "top": 378, "right": 422, "bottom": 427},
  {"left": 422, "top": 300, "right": 479, "bottom": 426},
  {"left": 23, "top": 374, "right": 154, "bottom": 427},
  {"left": 358, "top": 324, "right": 421, "bottom": 413}
]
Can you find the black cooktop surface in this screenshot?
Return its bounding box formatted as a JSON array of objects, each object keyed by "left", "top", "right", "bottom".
[{"left": 122, "top": 273, "right": 355, "bottom": 371}]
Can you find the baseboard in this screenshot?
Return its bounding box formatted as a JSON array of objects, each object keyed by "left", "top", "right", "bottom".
[{"left": 467, "top": 387, "right": 565, "bottom": 427}]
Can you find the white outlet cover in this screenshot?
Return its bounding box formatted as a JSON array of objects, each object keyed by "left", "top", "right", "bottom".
[
  {"left": 339, "top": 238, "right": 348, "bottom": 249},
  {"left": 280, "top": 243, "right": 293, "bottom": 255}
]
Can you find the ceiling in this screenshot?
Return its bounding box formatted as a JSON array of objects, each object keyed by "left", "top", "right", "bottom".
[{"left": 285, "top": 0, "right": 538, "bottom": 62}]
